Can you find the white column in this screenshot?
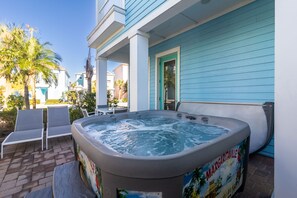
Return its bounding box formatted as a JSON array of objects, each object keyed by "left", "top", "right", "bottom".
[
  {"left": 129, "top": 30, "right": 149, "bottom": 112},
  {"left": 275, "top": 0, "right": 297, "bottom": 196},
  {"left": 96, "top": 57, "right": 107, "bottom": 106}
]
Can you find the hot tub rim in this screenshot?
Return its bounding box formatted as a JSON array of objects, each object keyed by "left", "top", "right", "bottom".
[{"left": 72, "top": 110, "right": 250, "bottom": 179}]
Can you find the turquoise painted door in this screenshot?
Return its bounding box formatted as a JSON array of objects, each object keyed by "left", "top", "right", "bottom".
[{"left": 159, "top": 53, "right": 178, "bottom": 110}]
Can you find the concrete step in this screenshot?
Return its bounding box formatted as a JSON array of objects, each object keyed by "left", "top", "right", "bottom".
[{"left": 53, "top": 161, "right": 96, "bottom": 198}]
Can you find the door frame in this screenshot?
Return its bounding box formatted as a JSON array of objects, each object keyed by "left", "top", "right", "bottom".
[{"left": 155, "top": 46, "right": 180, "bottom": 110}]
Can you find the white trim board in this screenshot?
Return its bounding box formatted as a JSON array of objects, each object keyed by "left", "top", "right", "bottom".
[{"left": 154, "top": 46, "right": 180, "bottom": 110}]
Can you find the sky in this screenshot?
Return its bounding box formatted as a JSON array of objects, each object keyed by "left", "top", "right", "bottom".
[{"left": 0, "top": 0, "right": 119, "bottom": 81}]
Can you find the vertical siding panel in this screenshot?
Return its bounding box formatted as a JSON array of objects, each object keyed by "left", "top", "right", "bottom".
[{"left": 149, "top": 0, "right": 275, "bottom": 157}]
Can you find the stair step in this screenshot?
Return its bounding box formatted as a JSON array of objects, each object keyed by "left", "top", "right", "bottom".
[
  {"left": 25, "top": 186, "right": 52, "bottom": 198},
  {"left": 53, "top": 161, "right": 96, "bottom": 198}
]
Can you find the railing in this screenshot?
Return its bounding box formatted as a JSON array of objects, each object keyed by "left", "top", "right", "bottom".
[{"left": 96, "top": 0, "right": 125, "bottom": 23}]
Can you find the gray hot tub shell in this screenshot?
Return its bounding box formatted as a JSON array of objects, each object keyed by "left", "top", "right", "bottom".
[
  {"left": 72, "top": 110, "right": 250, "bottom": 198},
  {"left": 176, "top": 101, "right": 274, "bottom": 154}
]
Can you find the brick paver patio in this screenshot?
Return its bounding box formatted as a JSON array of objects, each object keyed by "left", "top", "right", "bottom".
[
  {"left": 0, "top": 137, "right": 74, "bottom": 198},
  {"left": 0, "top": 137, "right": 274, "bottom": 198}
]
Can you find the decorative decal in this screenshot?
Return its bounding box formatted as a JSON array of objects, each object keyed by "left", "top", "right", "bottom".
[
  {"left": 117, "top": 189, "right": 162, "bottom": 198},
  {"left": 183, "top": 139, "right": 248, "bottom": 198},
  {"left": 77, "top": 145, "right": 103, "bottom": 198}
]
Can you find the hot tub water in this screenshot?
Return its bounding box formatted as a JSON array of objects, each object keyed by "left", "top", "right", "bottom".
[{"left": 84, "top": 116, "right": 229, "bottom": 156}]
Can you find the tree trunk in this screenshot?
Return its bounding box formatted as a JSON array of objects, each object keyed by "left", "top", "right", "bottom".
[
  {"left": 32, "top": 75, "right": 37, "bottom": 109},
  {"left": 87, "top": 78, "right": 92, "bottom": 93},
  {"left": 24, "top": 80, "right": 30, "bottom": 110}
]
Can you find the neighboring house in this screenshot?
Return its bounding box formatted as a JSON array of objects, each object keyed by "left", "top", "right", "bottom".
[
  {"left": 75, "top": 70, "right": 115, "bottom": 97},
  {"left": 0, "top": 77, "right": 15, "bottom": 108},
  {"left": 0, "top": 66, "right": 70, "bottom": 105},
  {"left": 107, "top": 71, "right": 115, "bottom": 98},
  {"left": 113, "top": 63, "right": 128, "bottom": 99},
  {"left": 36, "top": 66, "right": 70, "bottom": 103},
  {"left": 87, "top": 0, "right": 297, "bottom": 196}
]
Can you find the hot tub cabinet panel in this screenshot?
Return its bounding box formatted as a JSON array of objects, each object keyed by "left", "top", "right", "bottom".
[
  {"left": 76, "top": 145, "right": 103, "bottom": 197},
  {"left": 182, "top": 138, "right": 249, "bottom": 198},
  {"left": 72, "top": 110, "right": 250, "bottom": 198}
]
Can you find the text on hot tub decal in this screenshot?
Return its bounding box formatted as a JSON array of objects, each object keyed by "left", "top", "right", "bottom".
[
  {"left": 205, "top": 148, "right": 239, "bottom": 180},
  {"left": 183, "top": 139, "right": 248, "bottom": 198}
]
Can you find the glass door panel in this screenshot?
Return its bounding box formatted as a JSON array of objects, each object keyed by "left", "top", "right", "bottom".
[{"left": 159, "top": 53, "right": 177, "bottom": 110}]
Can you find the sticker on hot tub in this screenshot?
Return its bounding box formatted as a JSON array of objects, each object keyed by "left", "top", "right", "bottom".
[
  {"left": 76, "top": 145, "right": 103, "bottom": 198},
  {"left": 117, "top": 189, "right": 162, "bottom": 198},
  {"left": 183, "top": 139, "right": 248, "bottom": 198}
]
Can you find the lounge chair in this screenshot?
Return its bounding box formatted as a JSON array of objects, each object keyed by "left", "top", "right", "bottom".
[
  {"left": 1, "top": 109, "right": 44, "bottom": 159},
  {"left": 80, "top": 108, "right": 95, "bottom": 118},
  {"left": 46, "top": 106, "right": 71, "bottom": 149}
]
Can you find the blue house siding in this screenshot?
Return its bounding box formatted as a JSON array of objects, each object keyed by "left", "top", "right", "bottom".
[
  {"left": 149, "top": 0, "right": 274, "bottom": 157},
  {"left": 99, "top": 0, "right": 166, "bottom": 51}
]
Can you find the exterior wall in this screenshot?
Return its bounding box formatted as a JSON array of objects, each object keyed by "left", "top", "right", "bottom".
[
  {"left": 125, "top": 0, "right": 165, "bottom": 30},
  {"left": 99, "top": 0, "right": 166, "bottom": 50},
  {"left": 75, "top": 70, "right": 115, "bottom": 97},
  {"left": 149, "top": 0, "right": 274, "bottom": 156},
  {"left": 275, "top": 0, "right": 297, "bottom": 196},
  {"left": 75, "top": 73, "right": 87, "bottom": 89},
  {"left": 36, "top": 70, "right": 70, "bottom": 102}
]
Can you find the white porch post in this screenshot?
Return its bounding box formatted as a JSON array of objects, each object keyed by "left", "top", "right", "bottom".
[
  {"left": 96, "top": 57, "right": 107, "bottom": 106},
  {"left": 275, "top": 0, "right": 297, "bottom": 196},
  {"left": 129, "top": 30, "right": 149, "bottom": 112}
]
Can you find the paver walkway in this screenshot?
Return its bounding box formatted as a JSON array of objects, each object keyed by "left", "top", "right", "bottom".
[
  {"left": 0, "top": 137, "right": 74, "bottom": 198},
  {"left": 0, "top": 137, "right": 273, "bottom": 198}
]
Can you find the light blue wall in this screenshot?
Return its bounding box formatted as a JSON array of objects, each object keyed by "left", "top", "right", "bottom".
[
  {"left": 149, "top": 0, "right": 274, "bottom": 157},
  {"left": 125, "top": 0, "right": 165, "bottom": 29},
  {"left": 99, "top": 0, "right": 166, "bottom": 51}
]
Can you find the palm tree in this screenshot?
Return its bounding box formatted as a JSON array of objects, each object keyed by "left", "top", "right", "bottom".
[
  {"left": 85, "top": 48, "right": 93, "bottom": 93},
  {"left": 0, "top": 24, "right": 29, "bottom": 108},
  {"left": 115, "top": 79, "right": 124, "bottom": 100},
  {"left": 0, "top": 24, "right": 61, "bottom": 109},
  {"left": 26, "top": 29, "right": 61, "bottom": 109}
]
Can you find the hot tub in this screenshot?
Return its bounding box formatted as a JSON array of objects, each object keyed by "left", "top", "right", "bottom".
[{"left": 72, "top": 110, "right": 250, "bottom": 198}]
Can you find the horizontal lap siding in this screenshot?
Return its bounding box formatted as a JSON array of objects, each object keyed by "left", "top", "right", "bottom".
[
  {"left": 149, "top": 0, "right": 274, "bottom": 157},
  {"left": 99, "top": 0, "right": 166, "bottom": 50},
  {"left": 125, "top": 0, "right": 165, "bottom": 29}
]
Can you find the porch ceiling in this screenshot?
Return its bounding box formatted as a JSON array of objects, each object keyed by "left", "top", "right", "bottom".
[
  {"left": 105, "top": 0, "right": 254, "bottom": 63},
  {"left": 148, "top": 0, "right": 254, "bottom": 45}
]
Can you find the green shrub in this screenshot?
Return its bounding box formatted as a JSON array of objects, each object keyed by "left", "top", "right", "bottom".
[
  {"left": 81, "top": 93, "right": 96, "bottom": 112},
  {"left": 7, "top": 95, "right": 24, "bottom": 110},
  {"left": 65, "top": 91, "right": 78, "bottom": 105},
  {"left": 122, "top": 98, "right": 128, "bottom": 103},
  {"left": 69, "top": 107, "right": 83, "bottom": 123},
  {"left": 112, "top": 98, "right": 119, "bottom": 106},
  {"left": 0, "top": 109, "right": 17, "bottom": 135}
]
